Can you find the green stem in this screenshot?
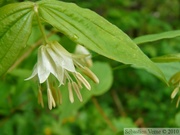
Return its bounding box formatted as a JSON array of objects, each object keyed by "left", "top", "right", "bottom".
[
  {"left": 91, "top": 97, "right": 117, "bottom": 133},
  {"left": 34, "top": 4, "right": 48, "bottom": 44}
]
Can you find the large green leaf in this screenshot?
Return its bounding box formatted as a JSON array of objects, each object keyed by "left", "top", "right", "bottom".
[
  {"left": 37, "top": 0, "right": 167, "bottom": 83},
  {"left": 0, "top": 2, "right": 34, "bottom": 76},
  {"left": 134, "top": 30, "right": 180, "bottom": 45}
]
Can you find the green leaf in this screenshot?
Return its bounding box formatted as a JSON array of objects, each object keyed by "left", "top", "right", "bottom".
[
  {"left": 0, "top": 2, "right": 34, "bottom": 76},
  {"left": 89, "top": 62, "right": 113, "bottom": 96},
  {"left": 134, "top": 30, "right": 180, "bottom": 45},
  {"left": 57, "top": 62, "right": 113, "bottom": 119},
  {"left": 156, "top": 63, "right": 180, "bottom": 81},
  {"left": 37, "top": 0, "right": 167, "bottom": 83},
  {"left": 151, "top": 54, "right": 180, "bottom": 63}
]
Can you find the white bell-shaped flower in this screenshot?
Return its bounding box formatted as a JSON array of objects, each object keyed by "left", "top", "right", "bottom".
[{"left": 26, "top": 41, "right": 99, "bottom": 109}]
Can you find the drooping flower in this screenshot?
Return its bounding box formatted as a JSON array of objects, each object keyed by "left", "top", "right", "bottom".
[{"left": 26, "top": 41, "right": 99, "bottom": 109}]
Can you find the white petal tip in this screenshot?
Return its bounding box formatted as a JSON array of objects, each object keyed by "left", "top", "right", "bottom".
[{"left": 70, "top": 100, "right": 74, "bottom": 103}]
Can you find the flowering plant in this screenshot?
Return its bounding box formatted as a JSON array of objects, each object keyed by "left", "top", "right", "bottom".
[{"left": 0, "top": 0, "right": 180, "bottom": 110}]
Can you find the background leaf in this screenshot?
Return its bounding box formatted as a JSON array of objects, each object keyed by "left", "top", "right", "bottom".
[
  {"left": 151, "top": 54, "right": 180, "bottom": 63},
  {"left": 0, "top": 2, "right": 34, "bottom": 76},
  {"left": 156, "top": 63, "right": 180, "bottom": 81},
  {"left": 134, "top": 30, "right": 180, "bottom": 45},
  {"left": 37, "top": 0, "right": 167, "bottom": 83}
]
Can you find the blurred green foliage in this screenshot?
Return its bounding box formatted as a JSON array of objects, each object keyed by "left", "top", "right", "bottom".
[{"left": 0, "top": 0, "right": 180, "bottom": 134}]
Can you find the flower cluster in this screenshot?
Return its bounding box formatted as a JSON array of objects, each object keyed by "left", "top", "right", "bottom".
[{"left": 26, "top": 41, "right": 99, "bottom": 109}]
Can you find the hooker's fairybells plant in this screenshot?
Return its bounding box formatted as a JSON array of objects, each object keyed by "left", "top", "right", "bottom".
[
  {"left": 26, "top": 41, "right": 99, "bottom": 110},
  {"left": 1, "top": 1, "right": 179, "bottom": 110}
]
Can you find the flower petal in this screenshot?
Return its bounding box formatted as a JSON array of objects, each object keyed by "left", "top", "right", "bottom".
[
  {"left": 75, "top": 44, "right": 91, "bottom": 58},
  {"left": 25, "top": 64, "right": 38, "bottom": 80},
  {"left": 46, "top": 46, "right": 65, "bottom": 84},
  {"left": 75, "top": 45, "right": 92, "bottom": 67},
  {"left": 51, "top": 42, "right": 76, "bottom": 72},
  {"left": 37, "top": 46, "right": 51, "bottom": 83}
]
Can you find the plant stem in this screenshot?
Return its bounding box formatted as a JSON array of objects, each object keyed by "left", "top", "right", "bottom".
[
  {"left": 111, "top": 90, "right": 126, "bottom": 116},
  {"left": 8, "top": 31, "right": 55, "bottom": 72},
  {"left": 34, "top": 4, "right": 48, "bottom": 44},
  {"left": 91, "top": 97, "right": 117, "bottom": 133}
]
